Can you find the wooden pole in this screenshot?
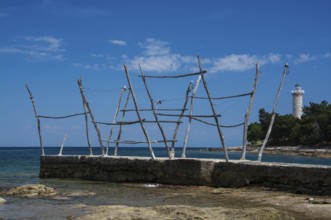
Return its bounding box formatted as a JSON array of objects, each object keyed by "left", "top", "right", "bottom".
[
  {"left": 106, "top": 86, "right": 127, "bottom": 156},
  {"left": 140, "top": 65, "right": 171, "bottom": 159},
  {"left": 114, "top": 90, "right": 131, "bottom": 156},
  {"left": 241, "top": 63, "right": 260, "bottom": 160},
  {"left": 78, "top": 77, "right": 93, "bottom": 156},
  {"left": 26, "top": 84, "right": 44, "bottom": 156},
  {"left": 258, "top": 64, "right": 289, "bottom": 162},
  {"left": 197, "top": 56, "right": 229, "bottom": 162},
  {"left": 58, "top": 133, "right": 67, "bottom": 156},
  {"left": 182, "top": 76, "right": 201, "bottom": 158},
  {"left": 77, "top": 79, "right": 105, "bottom": 156},
  {"left": 171, "top": 80, "right": 193, "bottom": 158},
  {"left": 123, "top": 64, "right": 155, "bottom": 159}
]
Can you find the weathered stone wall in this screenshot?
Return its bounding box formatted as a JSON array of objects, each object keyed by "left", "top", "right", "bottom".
[{"left": 40, "top": 156, "right": 331, "bottom": 195}]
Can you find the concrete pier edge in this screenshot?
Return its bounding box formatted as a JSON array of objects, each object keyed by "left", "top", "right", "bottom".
[{"left": 40, "top": 156, "right": 331, "bottom": 195}]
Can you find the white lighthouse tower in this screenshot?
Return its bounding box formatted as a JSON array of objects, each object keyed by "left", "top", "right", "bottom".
[{"left": 291, "top": 83, "right": 305, "bottom": 119}]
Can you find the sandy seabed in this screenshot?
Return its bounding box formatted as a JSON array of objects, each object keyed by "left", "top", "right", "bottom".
[{"left": 0, "top": 182, "right": 330, "bottom": 220}]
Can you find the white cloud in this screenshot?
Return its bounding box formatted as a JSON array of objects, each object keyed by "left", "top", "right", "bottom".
[
  {"left": 209, "top": 53, "right": 282, "bottom": 73},
  {"left": 322, "top": 52, "right": 331, "bottom": 58},
  {"left": 21, "top": 36, "right": 64, "bottom": 51},
  {"left": 124, "top": 38, "right": 283, "bottom": 73},
  {"left": 125, "top": 38, "right": 203, "bottom": 73},
  {"left": 130, "top": 54, "right": 182, "bottom": 73},
  {"left": 294, "top": 53, "right": 316, "bottom": 64},
  {"left": 0, "top": 36, "right": 65, "bottom": 61},
  {"left": 210, "top": 54, "right": 258, "bottom": 73},
  {"left": 109, "top": 39, "right": 127, "bottom": 46},
  {"left": 139, "top": 38, "right": 170, "bottom": 56},
  {"left": 266, "top": 53, "right": 281, "bottom": 64},
  {"left": 73, "top": 63, "right": 103, "bottom": 71}
]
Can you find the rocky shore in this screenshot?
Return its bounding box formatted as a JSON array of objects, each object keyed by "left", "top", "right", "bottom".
[
  {"left": 206, "top": 146, "right": 331, "bottom": 158},
  {"left": 1, "top": 183, "right": 330, "bottom": 219}
]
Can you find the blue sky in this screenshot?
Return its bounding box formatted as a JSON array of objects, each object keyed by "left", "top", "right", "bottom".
[{"left": 0, "top": 0, "right": 330, "bottom": 149}]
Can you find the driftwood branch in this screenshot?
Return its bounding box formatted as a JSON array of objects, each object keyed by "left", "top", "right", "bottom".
[
  {"left": 96, "top": 119, "right": 145, "bottom": 126},
  {"left": 140, "top": 64, "right": 171, "bottom": 159},
  {"left": 104, "top": 140, "right": 177, "bottom": 144},
  {"left": 78, "top": 77, "right": 92, "bottom": 156},
  {"left": 171, "top": 81, "right": 193, "bottom": 156},
  {"left": 192, "top": 117, "right": 244, "bottom": 128},
  {"left": 123, "top": 64, "right": 155, "bottom": 159},
  {"left": 58, "top": 133, "right": 67, "bottom": 156},
  {"left": 38, "top": 112, "right": 87, "bottom": 119},
  {"left": 139, "top": 70, "right": 207, "bottom": 79},
  {"left": 114, "top": 90, "right": 131, "bottom": 156},
  {"left": 192, "top": 92, "right": 252, "bottom": 100},
  {"left": 258, "top": 64, "right": 289, "bottom": 162},
  {"left": 241, "top": 63, "right": 260, "bottom": 160},
  {"left": 157, "top": 113, "right": 221, "bottom": 118},
  {"left": 78, "top": 78, "right": 105, "bottom": 156},
  {"left": 26, "top": 84, "right": 44, "bottom": 156},
  {"left": 197, "top": 56, "right": 229, "bottom": 162},
  {"left": 106, "top": 86, "right": 127, "bottom": 155},
  {"left": 121, "top": 108, "right": 187, "bottom": 112},
  {"left": 182, "top": 76, "right": 201, "bottom": 158}
]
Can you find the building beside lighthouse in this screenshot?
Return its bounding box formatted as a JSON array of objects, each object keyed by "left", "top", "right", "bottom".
[{"left": 291, "top": 83, "right": 305, "bottom": 118}]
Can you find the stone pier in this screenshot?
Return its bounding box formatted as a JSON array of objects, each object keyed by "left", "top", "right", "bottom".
[{"left": 40, "top": 156, "right": 331, "bottom": 195}]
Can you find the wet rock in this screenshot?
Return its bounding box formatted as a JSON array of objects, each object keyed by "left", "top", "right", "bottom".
[
  {"left": 0, "top": 197, "right": 6, "bottom": 204},
  {"left": 5, "top": 184, "right": 57, "bottom": 198}
]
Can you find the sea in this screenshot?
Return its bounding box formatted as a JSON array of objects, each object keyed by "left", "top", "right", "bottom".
[
  {"left": 1, "top": 146, "right": 331, "bottom": 188},
  {"left": 0, "top": 146, "right": 330, "bottom": 219}
]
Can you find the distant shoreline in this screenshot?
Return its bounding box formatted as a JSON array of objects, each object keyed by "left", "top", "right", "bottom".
[{"left": 204, "top": 146, "right": 331, "bottom": 159}]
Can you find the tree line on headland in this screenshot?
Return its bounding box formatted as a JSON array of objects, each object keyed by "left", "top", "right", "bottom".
[{"left": 248, "top": 101, "right": 331, "bottom": 147}]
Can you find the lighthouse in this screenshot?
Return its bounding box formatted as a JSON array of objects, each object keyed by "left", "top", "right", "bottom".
[{"left": 291, "top": 83, "right": 304, "bottom": 118}]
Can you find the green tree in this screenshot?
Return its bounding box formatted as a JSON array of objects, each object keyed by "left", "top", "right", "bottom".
[
  {"left": 300, "top": 101, "right": 331, "bottom": 145},
  {"left": 247, "top": 122, "right": 264, "bottom": 145},
  {"left": 248, "top": 101, "right": 331, "bottom": 146}
]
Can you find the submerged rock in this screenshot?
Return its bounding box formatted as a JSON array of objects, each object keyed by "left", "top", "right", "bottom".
[
  {"left": 0, "top": 197, "right": 6, "bottom": 204},
  {"left": 4, "top": 184, "right": 57, "bottom": 198}
]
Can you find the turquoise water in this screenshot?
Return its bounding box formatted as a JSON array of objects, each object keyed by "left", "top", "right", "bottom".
[{"left": 0, "top": 146, "right": 330, "bottom": 189}]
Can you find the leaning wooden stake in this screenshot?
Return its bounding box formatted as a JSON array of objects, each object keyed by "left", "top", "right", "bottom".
[
  {"left": 114, "top": 90, "right": 131, "bottom": 156},
  {"left": 123, "top": 64, "right": 155, "bottom": 159},
  {"left": 241, "top": 63, "right": 260, "bottom": 160},
  {"left": 140, "top": 65, "right": 171, "bottom": 159},
  {"left": 172, "top": 80, "right": 193, "bottom": 157},
  {"left": 77, "top": 79, "right": 105, "bottom": 156},
  {"left": 106, "top": 86, "right": 127, "bottom": 156},
  {"left": 26, "top": 84, "right": 44, "bottom": 156},
  {"left": 182, "top": 76, "right": 201, "bottom": 158},
  {"left": 58, "top": 133, "right": 67, "bottom": 156},
  {"left": 258, "top": 64, "right": 289, "bottom": 162},
  {"left": 198, "top": 56, "right": 229, "bottom": 162},
  {"left": 78, "top": 77, "right": 93, "bottom": 156}
]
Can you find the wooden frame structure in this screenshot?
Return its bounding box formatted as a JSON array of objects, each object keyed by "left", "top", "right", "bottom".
[{"left": 26, "top": 56, "right": 288, "bottom": 162}]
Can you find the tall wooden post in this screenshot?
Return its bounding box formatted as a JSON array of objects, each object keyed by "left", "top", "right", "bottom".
[
  {"left": 77, "top": 79, "right": 105, "bottom": 156},
  {"left": 26, "top": 84, "right": 44, "bottom": 156},
  {"left": 140, "top": 65, "right": 171, "bottom": 159},
  {"left": 198, "top": 56, "right": 229, "bottom": 162},
  {"left": 171, "top": 80, "right": 193, "bottom": 158},
  {"left": 182, "top": 76, "right": 201, "bottom": 158},
  {"left": 114, "top": 90, "right": 131, "bottom": 156},
  {"left": 241, "top": 63, "right": 260, "bottom": 160},
  {"left": 123, "top": 65, "right": 155, "bottom": 159},
  {"left": 106, "top": 86, "right": 127, "bottom": 156},
  {"left": 58, "top": 133, "right": 67, "bottom": 156},
  {"left": 78, "top": 77, "right": 93, "bottom": 156},
  {"left": 258, "top": 64, "right": 289, "bottom": 162}
]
